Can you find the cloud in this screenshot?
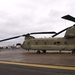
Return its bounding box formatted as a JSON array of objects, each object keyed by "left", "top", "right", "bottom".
[{"left": 0, "top": 0, "right": 75, "bottom": 46}]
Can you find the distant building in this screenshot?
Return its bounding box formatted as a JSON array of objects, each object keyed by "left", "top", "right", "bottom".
[
  {"left": 0, "top": 47, "right": 3, "bottom": 49},
  {"left": 16, "top": 43, "right": 21, "bottom": 49}
]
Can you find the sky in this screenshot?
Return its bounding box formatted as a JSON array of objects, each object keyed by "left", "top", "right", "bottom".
[{"left": 0, "top": 0, "right": 75, "bottom": 46}]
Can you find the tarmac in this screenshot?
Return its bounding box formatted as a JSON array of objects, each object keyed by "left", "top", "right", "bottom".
[
  {"left": 0, "top": 49, "right": 75, "bottom": 67},
  {"left": 0, "top": 49, "right": 75, "bottom": 75}
]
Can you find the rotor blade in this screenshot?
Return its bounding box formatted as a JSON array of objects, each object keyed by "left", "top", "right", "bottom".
[
  {"left": 62, "top": 15, "right": 75, "bottom": 22},
  {"left": 52, "top": 15, "right": 75, "bottom": 37},
  {"left": 0, "top": 31, "right": 56, "bottom": 42},
  {"left": 30, "top": 32, "right": 56, "bottom": 35},
  {"left": 0, "top": 35, "right": 22, "bottom": 42},
  {"left": 52, "top": 26, "right": 72, "bottom": 37}
]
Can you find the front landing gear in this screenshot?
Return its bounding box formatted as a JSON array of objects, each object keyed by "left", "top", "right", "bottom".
[
  {"left": 37, "top": 50, "right": 41, "bottom": 54},
  {"left": 37, "top": 50, "right": 46, "bottom": 54},
  {"left": 72, "top": 49, "right": 75, "bottom": 54}
]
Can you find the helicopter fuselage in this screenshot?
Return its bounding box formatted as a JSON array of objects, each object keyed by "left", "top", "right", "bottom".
[
  {"left": 22, "top": 37, "right": 75, "bottom": 51},
  {"left": 22, "top": 25, "right": 75, "bottom": 53}
]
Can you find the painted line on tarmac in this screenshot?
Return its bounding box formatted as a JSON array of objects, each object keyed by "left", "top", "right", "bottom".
[{"left": 0, "top": 61, "right": 75, "bottom": 71}]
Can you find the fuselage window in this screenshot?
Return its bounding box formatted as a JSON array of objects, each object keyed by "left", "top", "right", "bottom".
[
  {"left": 44, "top": 42, "right": 47, "bottom": 45},
  {"left": 54, "top": 42, "right": 56, "bottom": 44},
  {"left": 54, "top": 41, "right": 60, "bottom": 45},
  {"left": 57, "top": 41, "right": 60, "bottom": 44},
  {"left": 35, "top": 42, "right": 38, "bottom": 45}
]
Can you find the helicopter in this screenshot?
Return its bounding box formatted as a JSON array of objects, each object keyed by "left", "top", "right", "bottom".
[{"left": 0, "top": 15, "right": 75, "bottom": 54}]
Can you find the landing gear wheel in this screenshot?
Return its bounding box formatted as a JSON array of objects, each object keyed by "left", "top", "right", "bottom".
[
  {"left": 37, "top": 50, "right": 41, "bottom": 54},
  {"left": 72, "top": 49, "right": 75, "bottom": 54},
  {"left": 43, "top": 50, "right": 46, "bottom": 53}
]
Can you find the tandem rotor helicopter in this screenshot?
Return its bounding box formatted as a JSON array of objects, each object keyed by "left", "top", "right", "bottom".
[{"left": 0, "top": 15, "right": 75, "bottom": 54}]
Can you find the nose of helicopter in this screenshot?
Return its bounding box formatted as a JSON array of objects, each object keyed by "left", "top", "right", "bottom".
[
  {"left": 21, "top": 41, "right": 26, "bottom": 49},
  {"left": 21, "top": 43, "right": 24, "bottom": 49}
]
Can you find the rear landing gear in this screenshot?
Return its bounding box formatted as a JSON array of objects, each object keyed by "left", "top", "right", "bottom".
[
  {"left": 72, "top": 49, "right": 75, "bottom": 54},
  {"left": 43, "top": 50, "right": 46, "bottom": 53}
]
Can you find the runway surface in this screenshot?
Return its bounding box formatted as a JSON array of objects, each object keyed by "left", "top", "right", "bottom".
[
  {"left": 0, "top": 61, "right": 75, "bottom": 75},
  {"left": 0, "top": 49, "right": 75, "bottom": 75},
  {"left": 0, "top": 49, "right": 75, "bottom": 66}
]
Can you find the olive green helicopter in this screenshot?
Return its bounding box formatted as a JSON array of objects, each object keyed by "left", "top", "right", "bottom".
[{"left": 0, "top": 15, "right": 75, "bottom": 54}]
